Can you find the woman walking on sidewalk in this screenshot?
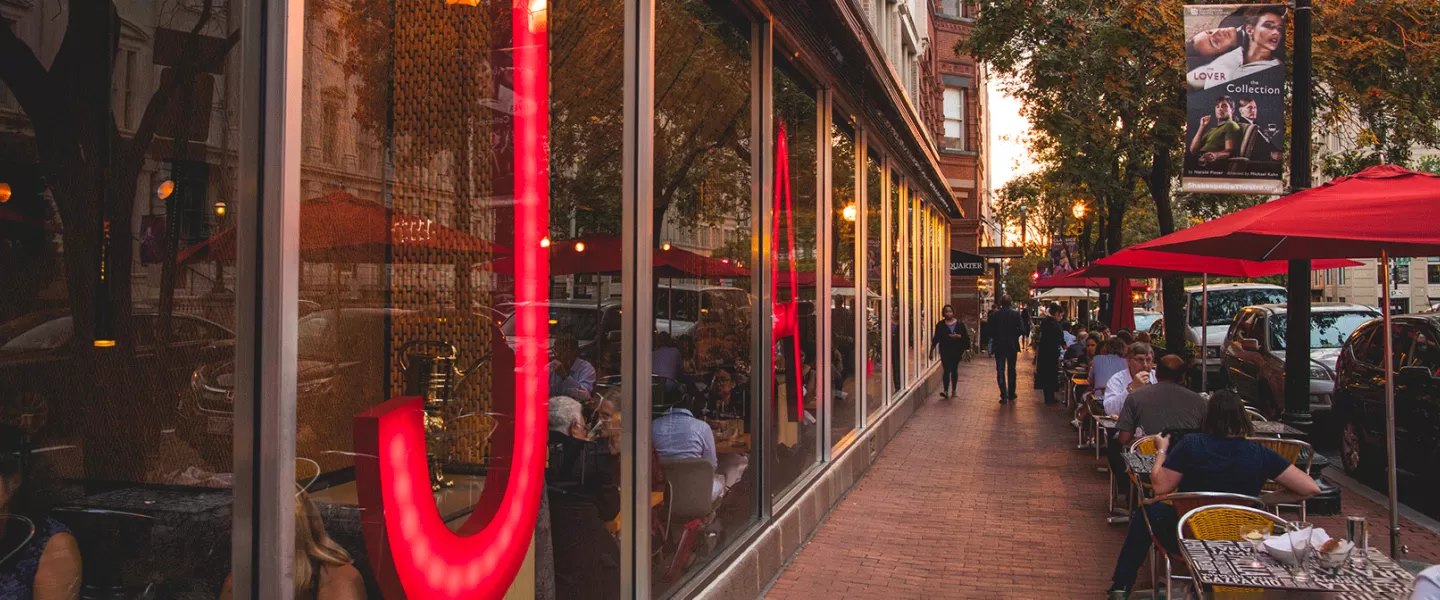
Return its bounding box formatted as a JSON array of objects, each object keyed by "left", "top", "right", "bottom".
[{"left": 931, "top": 305, "right": 970, "bottom": 398}]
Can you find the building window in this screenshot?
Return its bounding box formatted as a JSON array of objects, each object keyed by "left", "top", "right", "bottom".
[
  {"left": 1339, "top": 268, "right": 1346, "bottom": 284},
  {"left": 1429, "top": 259, "right": 1440, "bottom": 284},
  {"left": 322, "top": 101, "right": 339, "bottom": 164},
  {"left": 942, "top": 87, "right": 965, "bottom": 151},
  {"left": 325, "top": 28, "right": 341, "bottom": 55}
]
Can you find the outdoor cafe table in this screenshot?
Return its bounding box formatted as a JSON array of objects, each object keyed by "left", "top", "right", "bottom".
[
  {"left": 1253, "top": 421, "right": 1305, "bottom": 437},
  {"left": 1179, "top": 540, "right": 1414, "bottom": 598}
]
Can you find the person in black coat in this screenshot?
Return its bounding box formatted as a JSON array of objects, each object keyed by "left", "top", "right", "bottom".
[
  {"left": 987, "top": 295, "right": 1025, "bottom": 404},
  {"left": 931, "top": 304, "right": 970, "bottom": 398},
  {"left": 1035, "top": 304, "right": 1067, "bottom": 404}
]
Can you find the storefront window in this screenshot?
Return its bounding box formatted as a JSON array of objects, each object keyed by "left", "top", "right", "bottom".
[
  {"left": 889, "top": 174, "right": 903, "bottom": 397},
  {"left": 290, "top": 0, "right": 628, "bottom": 598},
  {"left": 830, "top": 116, "right": 858, "bottom": 449},
  {"left": 864, "top": 152, "right": 885, "bottom": 421},
  {"left": 1, "top": 0, "right": 246, "bottom": 596},
  {"left": 652, "top": 0, "right": 756, "bottom": 594},
  {"left": 769, "top": 61, "right": 819, "bottom": 500}
]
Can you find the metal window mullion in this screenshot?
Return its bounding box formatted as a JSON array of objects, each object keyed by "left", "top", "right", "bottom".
[
  {"left": 753, "top": 18, "right": 774, "bottom": 519},
  {"left": 621, "top": 0, "right": 654, "bottom": 594},
  {"left": 233, "top": 0, "right": 301, "bottom": 593},
  {"left": 880, "top": 158, "right": 891, "bottom": 408},
  {"left": 816, "top": 90, "right": 832, "bottom": 462}
]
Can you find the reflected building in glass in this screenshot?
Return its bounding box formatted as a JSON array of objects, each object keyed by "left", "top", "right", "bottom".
[{"left": 0, "top": 0, "right": 968, "bottom": 598}]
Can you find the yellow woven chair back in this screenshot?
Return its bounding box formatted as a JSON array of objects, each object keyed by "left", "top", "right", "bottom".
[
  {"left": 1180, "top": 505, "right": 1287, "bottom": 541},
  {"left": 1131, "top": 436, "right": 1159, "bottom": 455},
  {"left": 1248, "top": 437, "right": 1312, "bottom": 494}
]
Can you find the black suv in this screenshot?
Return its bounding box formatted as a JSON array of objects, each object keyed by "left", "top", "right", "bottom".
[{"left": 1332, "top": 314, "right": 1440, "bottom": 513}]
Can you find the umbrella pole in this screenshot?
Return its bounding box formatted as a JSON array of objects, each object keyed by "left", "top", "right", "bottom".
[
  {"left": 1201, "top": 273, "right": 1209, "bottom": 392},
  {"left": 1381, "top": 250, "right": 1400, "bottom": 557}
]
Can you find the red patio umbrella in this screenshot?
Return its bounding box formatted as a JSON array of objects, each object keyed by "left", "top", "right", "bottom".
[
  {"left": 178, "top": 191, "right": 510, "bottom": 264},
  {"left": 1110, "top": 278, "right": 1135, "bottom": 332},
  {"left": 1031, "top": 272, "right": 1109, "bottom": 289},
  {"left": 480, "top": 235, "right": 748, "bottom": 278},
  {"left": 1132, "top": 164, "right": 1440, "bottom": 555}
]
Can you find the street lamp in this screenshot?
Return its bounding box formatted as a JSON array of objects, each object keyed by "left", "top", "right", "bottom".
[
  {"left": 842, "top": 204, "right": 858, "bottom": 222},
  {"left": 1072, "top": 201, "right": 1087, "bottom": 220}
]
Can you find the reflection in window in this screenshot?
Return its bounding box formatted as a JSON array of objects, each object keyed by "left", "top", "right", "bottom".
[
  {"left": 1268, "top": 311, "right": 1380, "bottom": 350},
  {"left": 830, "top": 115, "right": 859, "bottom": 450},
  {"left": 890, "top": 174, "right": 902, "bottom": 396},
  {"left": 0, "top": 0, "right": 246, "bottom": 595},
  {"left": 865, "top": 153, "right": 885, "bottom": 420},
  {"left": 652, "top": 0, "right": 755, "bottom": 595},
  {"left": 769, "top": 59, "right": 818, "bottom": 501}
]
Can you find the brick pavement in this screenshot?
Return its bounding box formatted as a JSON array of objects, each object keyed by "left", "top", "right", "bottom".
[{"left": 765, "top": 353, "right": 1440, "bottom": 599}]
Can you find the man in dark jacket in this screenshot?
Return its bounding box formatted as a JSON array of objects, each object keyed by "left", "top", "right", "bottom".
[
  {"left": 1036, "top": 304, "right": 1067, "bottom": 404},
  {"left": 988, "top": 295, "right": 1025, "bottom": 404}
]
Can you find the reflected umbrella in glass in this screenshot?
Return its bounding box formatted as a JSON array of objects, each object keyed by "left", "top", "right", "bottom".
[
  {"left": 0, "top": 514, "right": 35, "bottom": 566},
  {"left": 1240, "top": 523, "right": 1268, "bottom": 568}
]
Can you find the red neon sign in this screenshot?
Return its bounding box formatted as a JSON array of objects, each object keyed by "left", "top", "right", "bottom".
[
  {"left": 772, "top": 122, "right": 804, "bottom": 419},
  {"left": 353, "top": 2, "right": 549, "bottom": 598}
]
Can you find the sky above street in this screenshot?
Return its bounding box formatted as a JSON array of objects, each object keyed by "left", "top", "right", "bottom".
[{"left": 988, "top": 80, "right": 1035, "bottom": 195}]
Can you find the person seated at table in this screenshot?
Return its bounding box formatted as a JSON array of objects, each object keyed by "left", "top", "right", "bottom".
[
  {"left": 1089, "top": 337, "right": 1128, "bottom": 399},
  {"left": 1134, "top": 331, "right": 1153, "bottom": 345},
  {"left": 1067, "top": 332, "right": 1101, "bottom": 369},
  {"left": 221, "top": 487, "right": 365, "bottom": 600},
  {"left": 1107, "top": 390, "right": 1320, "bottom": 598},
  {"left": 1412, "top": 565, "right": 1440, "bottom": 600},
  {"left": 652, "top": 396, "right": 747, "bottom": 502},
  {"left": 1113, "top": 330, "right": 1134, "bottom": 346},
  {"left": 1101, "top": 342, "right": 1156, "bottom": 417},
  {"left": 0, "top": 425, "right": 81, "bottom": 600},
  {"left": 550, "top": 333, "right": 597, "bottom": 402},
  {"left": 1116, "top": 355, "right": 1208, "bottom": 446},
  {"left": 705, "top": 367, "right": 745, "bottom": 417},
  {"left": 653, "top": 333, "right": 683, "bottom": 381},
  {"left": 545, "top": 396, "right": 621, "bottom": 600}
]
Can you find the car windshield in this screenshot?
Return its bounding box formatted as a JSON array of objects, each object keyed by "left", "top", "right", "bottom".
[
  {"left": 500, "top": 306, "right": 602, "bottom": 341},
  {"left": 655, "top": 288, "right": 700, "bottom": 322},
  {"left": 1269, "top": 311, "right": 1378, "bottom": 350},
  {"left": 0, "top": 317, "right": 74, "bottom": 352},
  {"left": 1189, "top": 289, "right": 1287, "bottom": 326}
]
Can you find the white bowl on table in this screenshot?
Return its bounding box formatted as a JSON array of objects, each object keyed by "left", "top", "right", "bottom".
[{"left": 1263, "top": 528, "right": 1332, "bottom": 567}]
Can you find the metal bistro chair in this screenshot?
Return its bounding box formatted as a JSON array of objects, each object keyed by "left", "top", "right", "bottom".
[
  {"left": 658, "top": 458, "right": 719, "bottom": 583},
  {"left": 1248, "top": 437, "right": 1314, "bottom": 521},
  {"left": 1087, "top": 393, "right": 1112, "bottom": 460},
  {"left": 1244, "top": 407, "right": 1268, "bottom": 423},
  {"left": 1075, "top": 391, "right": 1096, "bottom": 449},
  {"left": 1177, "top": 504, "right": 1289, "bottom": 598},
  {"left": 1140, "top": 492, "right": 1265, "bottom": 600}
]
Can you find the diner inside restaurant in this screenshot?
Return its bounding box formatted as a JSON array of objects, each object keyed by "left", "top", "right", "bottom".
[{"left": 0, "top": 0, "right": 953, "bottom": 597}]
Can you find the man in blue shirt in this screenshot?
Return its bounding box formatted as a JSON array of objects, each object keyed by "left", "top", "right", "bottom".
[
  {"left": 652, "top": 397, "right": 747, "bottom": 501},
  {"left": 549, "top": 334, "right": 596, "bottom": 402}
]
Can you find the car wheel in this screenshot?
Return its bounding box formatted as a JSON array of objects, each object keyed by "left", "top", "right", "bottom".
[{"left": 1340, "top": 420, "right": 1367, "bottom": 477}]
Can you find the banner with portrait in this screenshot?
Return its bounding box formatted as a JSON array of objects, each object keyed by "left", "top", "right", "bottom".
[
  {"left": 1038, "top": 236, "right": 1080, "bottom": 279},
  {"left": 1182, "top": 4, "right": 1288, "bottom": 195}
]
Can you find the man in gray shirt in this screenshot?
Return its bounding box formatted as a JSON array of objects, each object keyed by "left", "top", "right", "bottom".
[{"left": 1116, "top": 354, "right": 1208, "bottom": 446}]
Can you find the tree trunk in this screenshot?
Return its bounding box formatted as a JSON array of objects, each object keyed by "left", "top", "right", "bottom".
[{"left": 1148, "top": 146, "right": 1189, "bottom": 360}]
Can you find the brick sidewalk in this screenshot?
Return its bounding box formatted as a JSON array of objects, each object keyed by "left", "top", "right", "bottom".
[{"left": 765, "top": 354, "right": 1440, "bottom": 599}]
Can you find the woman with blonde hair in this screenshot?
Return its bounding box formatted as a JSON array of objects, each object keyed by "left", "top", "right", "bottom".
[{"left": 221, "top": 488, "right": 365, "bottom": 600}]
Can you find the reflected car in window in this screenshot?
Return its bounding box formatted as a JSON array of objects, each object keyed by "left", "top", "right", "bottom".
[
  {"left": 1221, "top": 303, "right": 1380, "bottom": 419},
  {"left": 0, "top": 311, "right": 235, "bottom": 438},
  {"left": 1332, "top": 314, "right": 1440, "bottom": 513}
]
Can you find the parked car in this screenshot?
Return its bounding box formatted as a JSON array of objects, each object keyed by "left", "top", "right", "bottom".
[
  {"left": 1221, "top": 303, "right": 1381, "bottom": 419},
  {"left": 500, "top": 299, "right": 622, "bottom": 359},
  {"left": 0, "top": 311, "right": 235, "bottom": 438},
  {"left": 1133, "top": 310, "right": 1162, "bottom": 333},
  {"left": 1148, "top": 283, "right": 1288, "bottom": 386},
  {"left": 1331, "top": 314, "right": 1440, "bottom": 513},
  {"left": 653, "top": 284, "right": 750, "bottom": 338}
]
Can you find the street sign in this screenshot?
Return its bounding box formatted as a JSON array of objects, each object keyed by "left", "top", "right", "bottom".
[{"left": 978, "top": 246, "right": 1024, "bottom": 258}]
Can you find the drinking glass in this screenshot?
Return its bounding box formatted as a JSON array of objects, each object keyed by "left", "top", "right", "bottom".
[
  {"left": 1287, "top": 521, "right": 1315, "bottom": 582},
  {"left": 1240, "top": 523, "right": 1268, "bottom": 568}
]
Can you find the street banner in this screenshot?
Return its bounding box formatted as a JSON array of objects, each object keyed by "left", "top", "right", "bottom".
[
  {"left": 1040, "top": 236, "right": 1080, "bottom": 279},
  {"left": 1182, "top": 4, "right": 1288, "bottom": 195}
]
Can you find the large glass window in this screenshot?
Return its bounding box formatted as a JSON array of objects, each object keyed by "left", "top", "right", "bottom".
[
  {"left": 290, "top": 0, "right": 628, "bottom": 598},
  {"left": 942, "top": 88, "right": 965, "bottom": 150},
  {"left": 1, "top": 0, "right": 246, "bottom": 597},
  {"left": 830, "top": 115, "right": 859, "bottom": 450},
  {"left": 769, "top": 60, "right": 819, "bottom": 500},
  {"left": 864, "top": 152, "right": 886, "bottom": 420},
  {"left": 652, "top": 0, "right": 756, "bottom": 594},
  {"left": 889, "top": 173, "right": 903, "bottom": 397}
]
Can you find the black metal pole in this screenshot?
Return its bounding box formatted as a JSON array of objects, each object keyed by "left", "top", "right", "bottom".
[{"left": 1284, "top": 0, "right": 1314, "bottom": 428}]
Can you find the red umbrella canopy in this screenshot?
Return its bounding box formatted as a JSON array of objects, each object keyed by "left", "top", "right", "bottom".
[
  {"left": 1031, "top": 272, "right": 1109, "bottom": 289},
  {"left": 179, "top": 191, "right": 510, "bottom": 264},
  {"left": 1074, "top": 249, "right": 1363, "bottom": 279},
  {"left": 480, "top": 235, "right": 748, "bottom": 278},
  {"left": 1110, "top": 278, "right": 1135, "bottom": 331},
  {"left": 1134, "top": 165, "right": 1440, "bottom": 260}
]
